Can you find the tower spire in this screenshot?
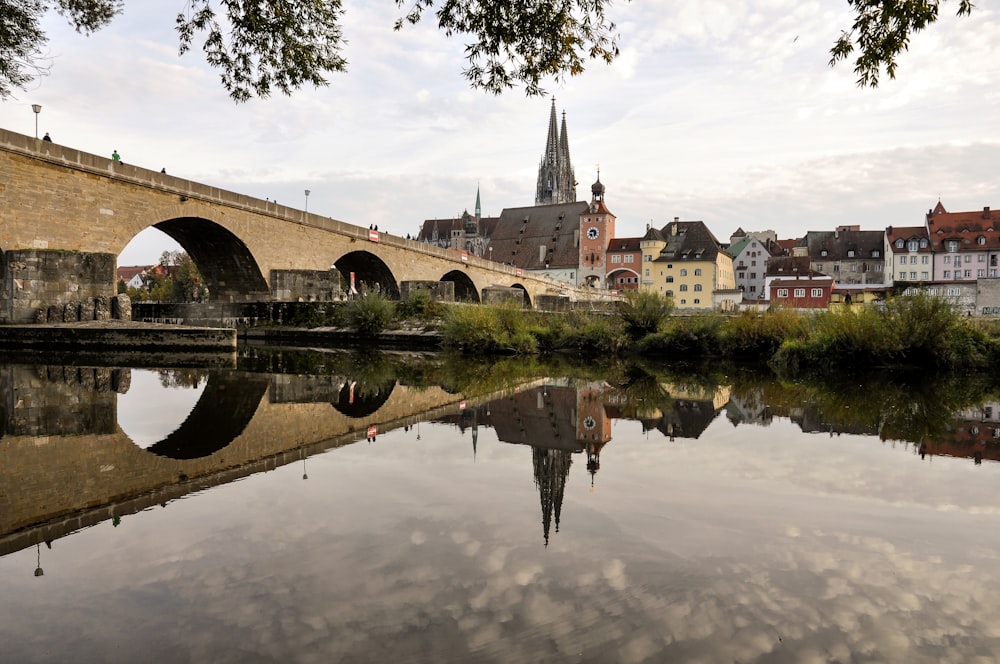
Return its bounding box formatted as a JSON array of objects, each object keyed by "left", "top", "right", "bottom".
[
  {"left": 535, "top": 99, "right": 577, "bottom": 205},
  {"left": 475, "top": 183, "right": 481, "bottom": 219}
]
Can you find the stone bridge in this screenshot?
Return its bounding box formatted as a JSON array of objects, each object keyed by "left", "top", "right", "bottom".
[{"left": 0, "top": 128, "right": 617, "bottom": 323}]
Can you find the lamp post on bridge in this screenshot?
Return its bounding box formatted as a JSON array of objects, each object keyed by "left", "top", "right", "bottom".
[
  {"left": 31, "top": 104, "right": 41, "bottom": 140},
  {"left": 304, "top": 189, "right": 311, "bottom": 213}
]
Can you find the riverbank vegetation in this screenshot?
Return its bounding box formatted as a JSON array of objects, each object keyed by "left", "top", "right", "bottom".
[
  {"left": 436, "top": 292, "right": 1000, "bottom": 373},
  {"left": 273, "top": 290, "right": 1000, "bottom": 374}
]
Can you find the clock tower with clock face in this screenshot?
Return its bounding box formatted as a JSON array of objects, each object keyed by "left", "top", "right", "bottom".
[{"left": 578, "top": 171, "right": 616, "bottom": 287}]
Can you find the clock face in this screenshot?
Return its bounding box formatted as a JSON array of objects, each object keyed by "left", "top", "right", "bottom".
[
  {"left": 583, "top": 416, "right": 597, "bottom": 430},
  {"left": 587, "top": 226, "right": 600, "bottom": 240}
]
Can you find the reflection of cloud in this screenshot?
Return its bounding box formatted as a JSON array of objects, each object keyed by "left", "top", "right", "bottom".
[{"left": 5, "top": 421, "right": 1000, "bottom": 662}]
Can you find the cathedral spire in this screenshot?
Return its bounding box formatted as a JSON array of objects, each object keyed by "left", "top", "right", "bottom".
[
  {"left": 535, "top": 100, "right": 577, "bottom": 205},
  {"left": 475, "top": 184, "right": 481, "bottom": 219}
]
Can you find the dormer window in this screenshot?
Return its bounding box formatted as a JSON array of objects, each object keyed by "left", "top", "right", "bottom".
[
  {"left": 872, "top": 249, "right": 880, "bottom": 257},
  {"left": 920, "top": 238, "right": 928, "bottom": 248},
  {"left": 895, "top": 238, "right": 905, "bottom": 248},
  {"left": 947, "top": 239, "right": 960, "bottom": 252},
  {"left": 848, "top": 250, "right": 855, "bottom": 257},
  {"left": 978, "top": 236, "right": 987, "bottom": 245},
  {"left": 821, "top": 249, "right": 828, "bottom": 257},
  {"left": 907, "top": 239, "right": 919, "bottom": 251}
]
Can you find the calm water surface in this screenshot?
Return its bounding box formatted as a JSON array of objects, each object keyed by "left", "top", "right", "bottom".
[{"left": 1, "top": 352, "right": 999, "bottom": 663}]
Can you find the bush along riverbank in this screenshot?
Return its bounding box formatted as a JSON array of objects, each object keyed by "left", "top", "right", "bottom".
[
  {"left": 264, "top": 290, "right": 1000, "bottom": 375},
  {"left": 437, "top": 291, "right": 1000, "bottom": 374}
]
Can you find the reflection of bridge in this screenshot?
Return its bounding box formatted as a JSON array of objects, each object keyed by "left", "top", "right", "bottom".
[
  {"left": 0, "top": 129, "right": 613, "bottom": 323},
  {"left": 0, "top": 364, "right": 538, "bottom": 556}
]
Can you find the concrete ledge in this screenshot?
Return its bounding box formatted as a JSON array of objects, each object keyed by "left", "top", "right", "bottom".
[{"left": 0, "top": 321, "right": 236, "bottom": 351}]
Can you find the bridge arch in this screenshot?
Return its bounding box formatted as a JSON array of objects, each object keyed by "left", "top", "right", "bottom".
[
  {"left": 440, "top": 270, "right": 480, "bottom": 302},
  {"left": 511, "top": 283, "right": 532, "bottom": 308},
  {"left": 149, "top": 217, "right": 269, "bottom": 302},
  {"left": 142, "top": 371, "right": 270, "bottom": 459},
  {"left": 333, "top": 251, "right": 400, "bottom": 299},
  {"left": 607, "top": 268, "right": 640, "bottom": 291},
  {"left": 331, "top": 378, "right": 397, "bottom": 418}
]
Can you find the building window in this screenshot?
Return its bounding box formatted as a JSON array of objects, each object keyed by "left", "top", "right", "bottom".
[
  {"left": 944, "top": 270, "right": 951, "bottom": 278},
  {"left": 624, "top": 255, "right": 634, "bottom": 263},
  {"left": 947, "top": 240, "right": 960, "bottom": 252},
  {"left": 872, "top": 250, "right": 881, "bottom": 257},
  {"left": 965, "top": 270, "right": 972, "bottom": 278},
  {"left": 944, "top": 256, "right": 951, "bottom": 264},
  {"left": 980, "top": 254, "right": 986, "bottom": 262},
  {"left": 666, "top": 276, "right": 674, "bottom": 283},
  {"left": 680, "top": 269, "right": 688, "bottom": 276},
  {"left": 680, "top": 284, "right": 688, "bottom": 292},
  {"left": 816, "top": 264, "right": 823, "bottom": 272},
  {"left": 979, "top": 269, "right": 986, "bottom": 277},
  {"left": 694, "top": 268, "right": 702, "bottom": 276},
  {"left": 922, "top": 255, "right": 928, "bottom": 264},
  {"left": 611, "top": 255, "right": 621, "bottom": 263},
  {"left": 966, "top": 255, "right": 972, "bottom": 263},
  {"left": 693, "top": 299, "right": 700, "bottom": 304},
  {"left": 979, "top": 236, "right": 987, "bottom": 245},
  {"left": 680, "top": 299, "right": 686, "bottom": 305},
  {"left": 848, "top": 250, "right": 855, "bottom": 257},
  {"left": 644, "top": 269, "right": 649, "bottom": 277},
  {"left": 694, "top": 284, "right": 703, "bottom": 292},
  {"left": 907, "top": 239, "right": 919, "bottom": 251},
  {"left": 899, "top": 256, "right": 907, "bottom": 265},
  {"left": 749, "top": 272, "right": 756, "bottom": 279},
  {"left": 750, "top": 285, "right": 756, "bottom": 292},
  {"left": 910, "top": 271, "right": 917, "bottom": 279},
  {"left": 922, "top": 271, "right": 929, "bottom": 279},
  {"left": 794, "top": 288, "right": 805, "bottom": 297},
  {"left": 811, "top": 288, "right": 823, "bottom": 297},
  {"left": 895, "top": 238, "right": 905, "bottom": 248},
  {"left": 777, "top": 288, "right": 788, "bottom": 298}
]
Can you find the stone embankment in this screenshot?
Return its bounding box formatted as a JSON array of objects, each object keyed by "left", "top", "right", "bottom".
[{"left": 0, "top": 320, "right": 236, "bottom": 352}]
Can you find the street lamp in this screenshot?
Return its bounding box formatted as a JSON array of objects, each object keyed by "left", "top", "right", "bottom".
[
  {"left": 304, "top": 189, "right": 311, "bottom": 213},
  {"left": 31, "top": 104, "right": 41, "bottom": 139},
  {"left": 489, "top": 246, "right": 493, "bottom": 262}
]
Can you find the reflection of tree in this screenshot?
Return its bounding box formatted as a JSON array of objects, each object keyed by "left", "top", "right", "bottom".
[
  {"left": 155, "top": 368, "right": 207, "bottom": 389},
  {"left": 533, "top": 447, "right": 572, "bottom": 547}
]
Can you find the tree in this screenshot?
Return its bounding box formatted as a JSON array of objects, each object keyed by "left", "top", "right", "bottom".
[
  {"left": 829, "top": 0, "right": 974, "bottom": 87},
  {"left": 0, "top": 1, "right": 977, "bottom": 102}
]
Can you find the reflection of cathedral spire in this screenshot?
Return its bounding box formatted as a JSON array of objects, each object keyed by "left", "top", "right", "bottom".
[{"left": 532, "top": 446, "right": 572, "bottom": 546}]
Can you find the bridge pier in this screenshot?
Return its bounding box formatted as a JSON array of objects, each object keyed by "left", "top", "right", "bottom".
[{"left": 1, "top": 249, "right": 118, "bottom": 324}]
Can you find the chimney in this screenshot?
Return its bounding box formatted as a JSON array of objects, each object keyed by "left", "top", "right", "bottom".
[
  {"left": 985, "top": 206, "right": 991, "bottom": 219},
  {"left": 887, "top": 225, "right": 892, "bottom": 236}
]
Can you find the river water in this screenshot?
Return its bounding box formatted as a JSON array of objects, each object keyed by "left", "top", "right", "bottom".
[{"left": 1, "top": 349, "right": 999, "bottom": 663}]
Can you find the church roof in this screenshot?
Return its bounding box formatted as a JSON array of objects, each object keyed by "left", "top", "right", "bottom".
[{"left": 490, "top": 202, "right": 589, "bottom": 270}]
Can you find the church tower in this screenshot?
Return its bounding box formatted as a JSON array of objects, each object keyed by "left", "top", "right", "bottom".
[
  {"left": 578, "top": 170, "right": 615, "bottom": 287},
  {"left": 535, "top": 100, "right": 577, "bottom": 205}
]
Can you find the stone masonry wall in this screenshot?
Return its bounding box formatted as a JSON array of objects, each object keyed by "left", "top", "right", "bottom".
[{"left": 1, "top": 249, "right": 119, "bottom": 323}]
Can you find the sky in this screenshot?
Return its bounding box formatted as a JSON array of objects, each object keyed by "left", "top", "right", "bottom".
[{"left": 2, "top": 1, "right": 999, "bottom": 266}]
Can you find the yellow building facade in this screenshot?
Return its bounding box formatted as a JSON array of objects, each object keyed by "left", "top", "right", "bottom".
[{"left": 639, "top": 220, "right": 737, "bottom": 311}]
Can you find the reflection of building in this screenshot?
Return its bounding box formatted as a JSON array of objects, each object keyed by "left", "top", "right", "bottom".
[
  {"left": 448, "top": 381, "right": 616, "bottom": 544},
  {"left": 637, "top": 381, "right": 731, "bottom": 441},
  {"left": 533, "top": 447, "right": 571, "bottom": 546}
]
